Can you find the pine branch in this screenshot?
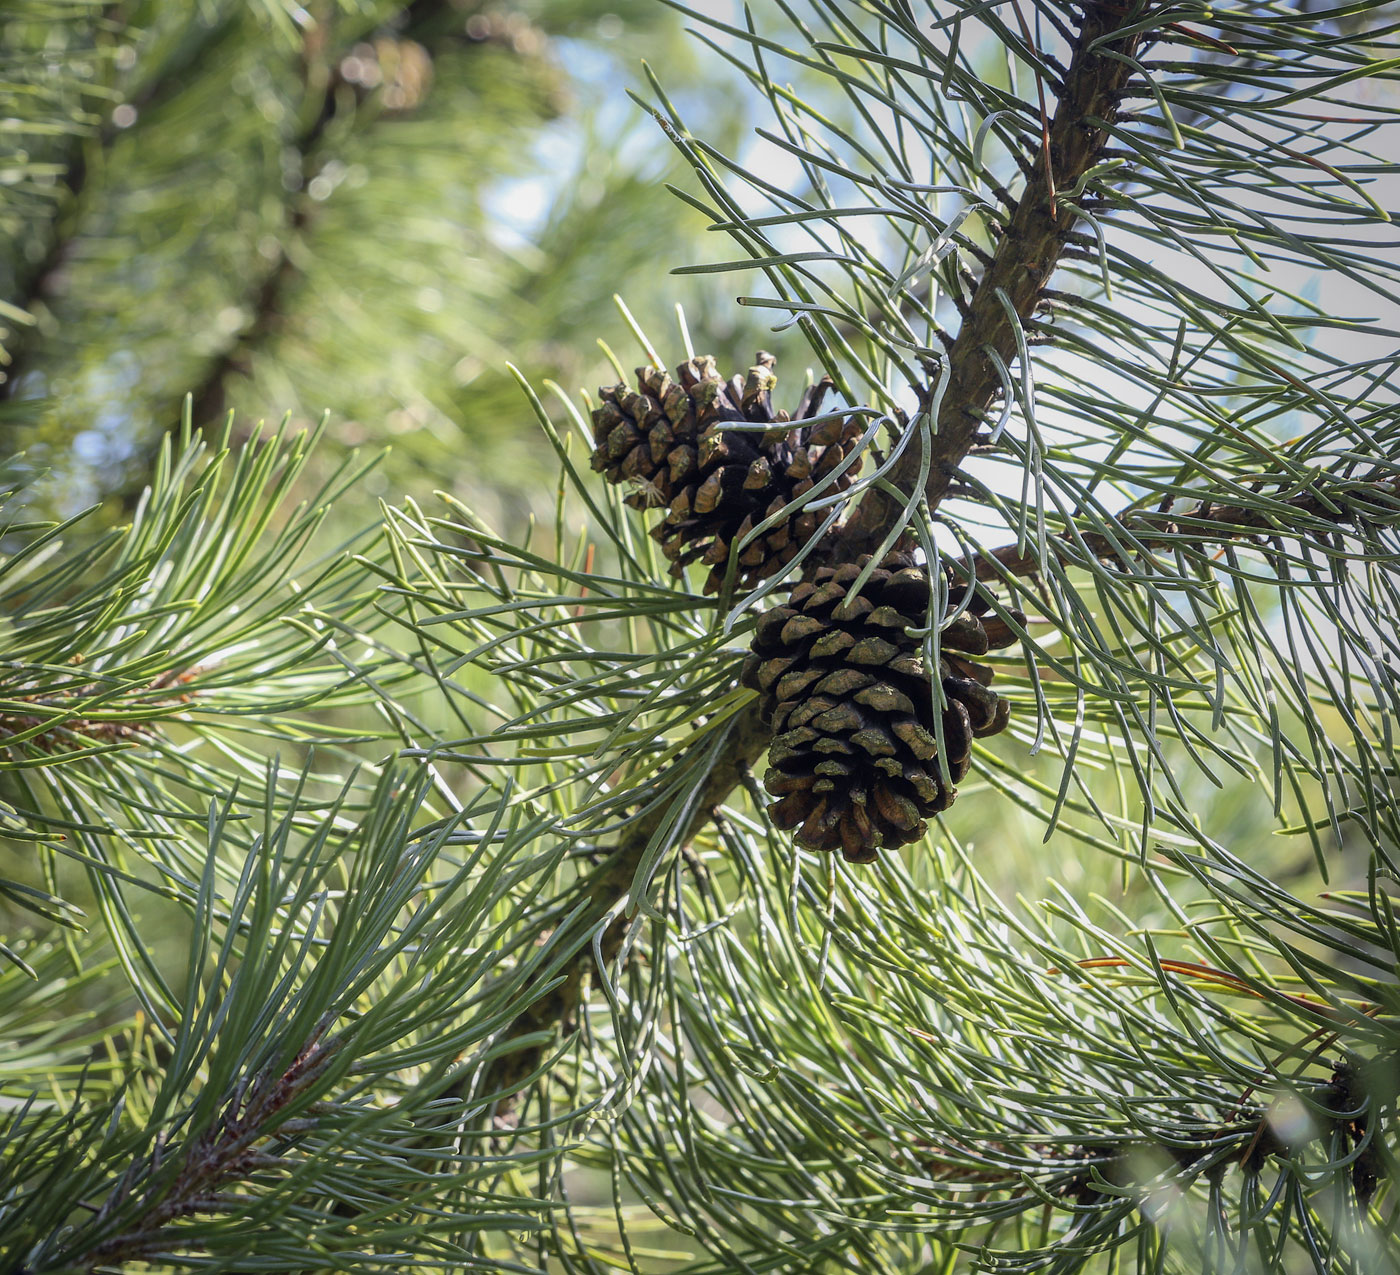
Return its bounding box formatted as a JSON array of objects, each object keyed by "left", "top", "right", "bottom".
[
  {"left": 832, "top": 1, "right": 1142, "bottom": 559},
  {"left": 75, "top": 1033, "right": 338, "bottom": 1272},
  {"left": 912, "top": 1053, "right": 1398, "bottom": 1216},
  {"left": 5, "top": 755, "right": 572, "bottom": 1271},
  {"left": 477, "top": 701, "right": 771, "bottom": 1115},
  {"left": 963, "top": 470, "right": 1400, "bottom": 583},
  {"left": 0, "top": 664, "right": 195, "bottom": 755},
  {"left": 12, "top": 4, "right": 1389, "bottom": 1267},
  {"left": 474, "top": 0, "right": 1144, "bottom": 1119},
  {"left": 0, "top": 422, "right": 399, "bottom": 935},
  {"left": 436, "top": 6, "right": 1400, "bottom": 1264}
]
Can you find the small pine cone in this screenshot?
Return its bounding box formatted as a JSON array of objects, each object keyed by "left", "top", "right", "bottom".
[
  {"left": 589, "top": 351, "right": 864, "bottom": 594},
  {"left": 741, "top": 553, "right": 1021, "bottom": 862}
]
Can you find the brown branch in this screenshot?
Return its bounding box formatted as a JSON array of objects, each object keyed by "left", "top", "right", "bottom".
[
  {"left": 833, "top": 2, "right": 1142, "bottom": 559},
  {"left": 67, "top": 1033, "right": 338, "bottom": 1272},
  {"left": 961, "top": 474, "right": 1400, "bottom": 583},
  {"left": 477, "top": 701, "right": 772, "bottom": 1113},
  {"left": 0, "top": 666, "right": 198, "bottom": 753}
]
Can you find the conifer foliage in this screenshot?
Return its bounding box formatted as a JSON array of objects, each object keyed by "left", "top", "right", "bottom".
[{"left": 4, "top": 2, "right": 1400, "bottom": 1274}]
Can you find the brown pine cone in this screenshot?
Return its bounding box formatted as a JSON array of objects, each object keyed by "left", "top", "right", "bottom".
[
  {"left": 589, "top": 352, "right": 864, "bottom": 594},
  {"left": 741, "top": 552, "right": 1021, "bottom": 862}
]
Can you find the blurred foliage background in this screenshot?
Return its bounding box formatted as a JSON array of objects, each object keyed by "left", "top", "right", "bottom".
[{"left": 1, "top": 0, "right": 769, "bottom": 528}]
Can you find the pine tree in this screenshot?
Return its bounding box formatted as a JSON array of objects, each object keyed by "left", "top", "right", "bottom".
[{"left": 3, "top": 2, "right": 1400, "bottom": 1273}]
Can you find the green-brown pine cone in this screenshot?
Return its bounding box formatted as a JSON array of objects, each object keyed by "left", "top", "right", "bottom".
[
  {"left": 740, "top": 553, "right": 1022, "bottom": 862},
  {"left": 589, "top": 352, "right": 864, "bottom": 594}
]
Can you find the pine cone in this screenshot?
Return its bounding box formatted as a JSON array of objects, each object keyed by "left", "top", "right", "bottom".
[
  {"left": 741, "top": 553, "right": 1021, "bottom": 862},
  {"left": 589, "top": 352, "right": 864, "bottom": 594}
]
